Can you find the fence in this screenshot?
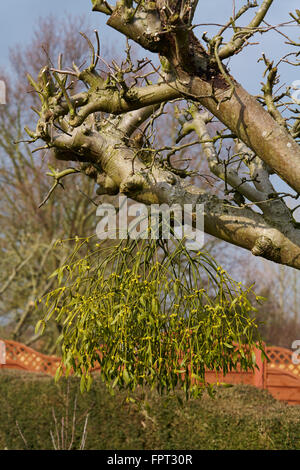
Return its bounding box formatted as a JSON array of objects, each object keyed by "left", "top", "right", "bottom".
[
  {"left": 1, "top": 339, "right": 300, "bottom": 405},
  {"left": 204, "top": 345, "right": 300, "bottom": 405}
]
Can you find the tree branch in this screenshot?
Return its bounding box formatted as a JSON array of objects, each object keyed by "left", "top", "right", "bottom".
[
  {"left": 218, "top": 0, "right": 275, "bottom": 59},
  {"left": 98, "top": 1, "right": 300, "bottom": 195}
]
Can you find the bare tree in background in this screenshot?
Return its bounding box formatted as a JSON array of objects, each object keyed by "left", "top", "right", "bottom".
[{"left": 0, "top": 16, "right": 99, "bottom": 352}]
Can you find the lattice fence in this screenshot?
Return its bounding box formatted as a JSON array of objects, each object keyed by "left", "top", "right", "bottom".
[
  {"left": 1, "top": 339, "right": 300, "bottom": 404},
  {"left": 0, "top": 339, "right": 61, "bottom": 376},
  {"left": 266, "top": 346, "right": 300, "bottom": 375},
  {"left": 264, "top": 346, "right": 300, "bottom": 405}
]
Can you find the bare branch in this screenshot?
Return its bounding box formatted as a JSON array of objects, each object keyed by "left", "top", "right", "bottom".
[
  {"left": 39, "top": 167, "right": 80, "bottom": 208},
  {"left": 218, "top": 0, "right": 275, "bottom": 59}
]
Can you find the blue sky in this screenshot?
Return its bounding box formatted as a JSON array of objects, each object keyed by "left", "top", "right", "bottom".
[
  {"left": 0, "top": 0, "right": 299, "bottom": 94},
  {"left": 0, "top": 0, "right": 111, "bottom": 67}
]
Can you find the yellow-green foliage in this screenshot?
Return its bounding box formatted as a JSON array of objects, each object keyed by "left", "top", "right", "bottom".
[{"left": 36, "top": 236, "right": 264, "bottom": 398}]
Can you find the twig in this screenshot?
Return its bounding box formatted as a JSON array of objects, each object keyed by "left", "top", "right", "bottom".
[
  {"left": 0, "top": 251, "right": 36, "bottom": 296},
  {"left": 16, "top": 421, "right": 28, "bottom": 449},
  {"left": 79, "top": 413, "right": 89, "bottom": 450},
  {"left": 76, "top": 185, "right": 99, "bottom": 207},
  {"left": 39, "top": 168, "right": 80, "bottom": 208}
]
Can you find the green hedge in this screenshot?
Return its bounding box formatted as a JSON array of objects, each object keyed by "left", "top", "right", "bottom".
[{"left": 1, "top": 369, "right": 300, "bottom": 450}]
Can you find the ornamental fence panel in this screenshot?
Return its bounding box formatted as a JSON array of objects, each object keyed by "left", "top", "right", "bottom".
[{"left": 1, "top": 339, "right": 300, "bottom": 405}]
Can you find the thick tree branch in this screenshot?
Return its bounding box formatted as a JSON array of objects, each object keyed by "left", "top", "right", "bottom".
[
  {"left": 48, "top": 80, "right": 182, "bottom": 126},
  {"left": 37, "top": 119, "right": 300, "bottom": 269},
  {"left": 97, "top": 2, "right": 300, "bottom": 195},
  {"left": 25, "top": 1, "right": 300, "bottom": 270}
]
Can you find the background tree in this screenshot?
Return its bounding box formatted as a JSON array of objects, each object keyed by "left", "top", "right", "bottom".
[
  {"left": 0, "top": 15, "right": 99, "bottom": 352},
  {"left": 243, "top": 261, "right": 300, "bottom": 348}
]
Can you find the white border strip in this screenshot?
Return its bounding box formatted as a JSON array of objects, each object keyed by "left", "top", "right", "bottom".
[{"left": 0, "top": 340, "right": 6, "bottom": 365}]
